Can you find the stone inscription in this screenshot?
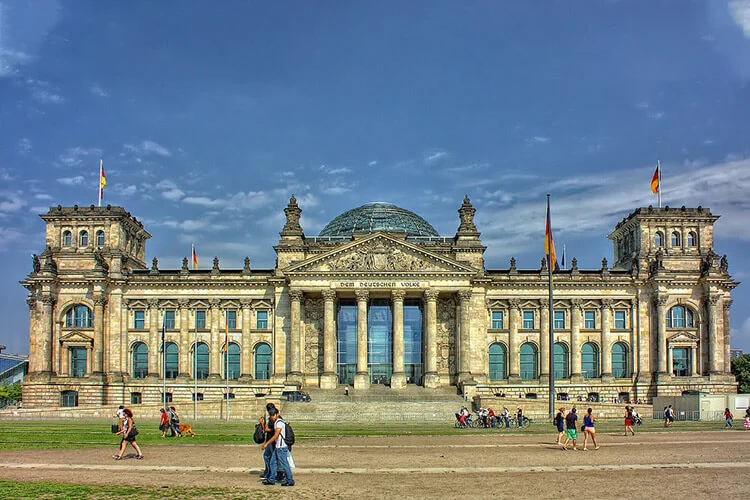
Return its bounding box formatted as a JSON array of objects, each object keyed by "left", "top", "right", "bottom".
[{"left": 337, "top": 281, "right": 427, "bottom": 289}]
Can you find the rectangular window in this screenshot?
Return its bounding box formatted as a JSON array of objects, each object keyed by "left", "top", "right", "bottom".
[
  {"left": 192, "top": 392, "right": 204, "bottom": 402},
  {"left": 134, "top": 310, "right": 145, "bottom": 329},
  {"left": 61, "top": 390, "right": 78, "bottom": 407},
  {"left": 130, "top": 392, "right": 142, "bottom": 405},
  {"left": 70, "top": 347, "right": 87, "bottom": 377},
  {"left": 584, "top": 310, "right": 596, "bottom": 329},
  {"left": 256, "top": 310, "right": 268, "bottom": 329},
  {"left": 522, "top": 310, "right": 534, "bottom": 329},
  {"left": 161, "top": 392, "right": 173, "bottom": 403},
  {"left": 491, "top": 311, "right": 504, "bottom": 329},
  {"left": 164, "top": 310, "right": 176, "bottom": 330},
  {"left": 226, "top": 310, "right": 237, "bottom": 330},
  {"left": 614, "top": 311, "right": 626, "bottom": 329},
  {"left": 195, "top": 310, "right": 206, "bottom": 330},
  {"left": 554, "top": 311, "right": 565, "bottom": 330}
]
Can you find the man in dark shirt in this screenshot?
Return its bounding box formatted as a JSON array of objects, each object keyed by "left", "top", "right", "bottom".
[{"left": 563, "top": 407, "right": 578, "bottom": 451}]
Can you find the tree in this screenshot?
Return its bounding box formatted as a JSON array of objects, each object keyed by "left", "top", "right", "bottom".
[
  {"left": 0, "top": 382, "right": 22, "bottom": 403},
  {"left": 732, "top": 354, "right": 750, "bottom": 393}
]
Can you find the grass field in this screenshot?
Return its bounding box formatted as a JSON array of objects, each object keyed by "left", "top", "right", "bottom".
[{"left": 0, "top": 481, "right": 275, "bottom": 499}]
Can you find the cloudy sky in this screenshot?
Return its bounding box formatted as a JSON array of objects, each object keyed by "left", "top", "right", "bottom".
[{"left": 1, "top": 1, "right": 750, "bottom": 355}]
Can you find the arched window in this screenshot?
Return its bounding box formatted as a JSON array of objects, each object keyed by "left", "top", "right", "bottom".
[
  {"left": 488, "top": 343, "right": 507, "bottom": 380},
  {"left": 611, "top": 342, "right": 628, "bottom": 378},
  {"left": 96, "top": 230, "right": 105, "bottom": 246},
  {"left": 222, "top": 342, "right": 240, "bottom": 379},
  {"left": 667, "top": 305, "right": 695, "bottom": 328},
  {"left": 164, "top": 342, "right": 179, "bottom": 379},
  {"left": 254, "top": 343, "right": 272, "bottom": 380},
  {"left": 79, "top": 230, "right": 89, "bottom": 247},
  {"left": 671, "top": 231, "right": 681, "bottom": 247},
  {"left": 519, "top": 343, "right": 538, "bottom": 380},
  {"left": 65, "top": 305, "right": 93, "bottom": 328},
  {"left": 553, "top": 342, "right": 569, "bottom": 379},
  {"left": 62, "top": 230, "right": 72, "bottom": 247},
  {"left": 132, "top": 342, "right": 148, "bottom": 379},
  {"left": 194, "top": 342, "right": 209, "bottom": 380},
  {"left": 581, "top": 343, "right": 600, "bottom": 378},
  {"left": 654, "top": 231, "right": 664, "bottom": 247},
  {"left": 687, "top": 231, "right": 697, "bottom": 247}
]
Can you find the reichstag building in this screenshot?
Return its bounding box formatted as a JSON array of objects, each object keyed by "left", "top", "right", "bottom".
[{"left": 21, "top": 196, "right": 738, "bottom": 408}]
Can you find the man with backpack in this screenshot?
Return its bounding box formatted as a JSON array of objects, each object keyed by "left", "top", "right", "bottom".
[{"left": 261, "top": 406, "right": 294, "bottom": 487}]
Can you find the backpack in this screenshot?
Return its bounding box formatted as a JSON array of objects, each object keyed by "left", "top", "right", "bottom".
[
  {"left": 280, "top": 419, "right": 295, "bottom": 449},
  {"left": 253, "top": 421, "right": 265, "bottom": 444}
]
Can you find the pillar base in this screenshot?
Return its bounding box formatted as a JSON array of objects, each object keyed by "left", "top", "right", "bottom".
[
  {"left": 507, "top": 374, "right": 521, "bottom": 384},
  {"left": 600, "top": 373, "right": 614, "bottom": 383},
  {"left": 423, "top": 372, "right": 441, "bottom": 389},
  {"left": 319, "top": 372, "right": 338, "bottom": 390},
  {"left": 354, "top": 373, "right": 370, "bottom": 390},
  {"left": 286, "top": 372, "right": 303, "bottom": 386},
  {"left": 569, "top": 373, "right": 584, "bottom": 383},
  {"left": 390, "top": 372, "right": 407, "bottom": 390}
]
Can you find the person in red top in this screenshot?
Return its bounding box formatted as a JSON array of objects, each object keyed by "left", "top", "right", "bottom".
[
  {"left": 159, "top": 408, "right": 169, "bottom": 438},
  {"left": 488, "top": 407, "right": 496, "bottom": 428},
  {"left": 724, "top": 408, "right": 733, "bottom": 429}
]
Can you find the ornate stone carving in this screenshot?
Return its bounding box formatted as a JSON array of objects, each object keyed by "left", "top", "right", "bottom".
[
  {"left": 570, "top": 299, "right": 583, "bottom": 311},
  {"left": 181, "top": 257, "right": 189, "bottom": 271},
  {"left": 32, "top": 254, "right": 41, "bottom": 273},
  {"left": 656, "top": 296, "right": 669, "bottom": 307},
  {"left": 27, "top": 295, "right": 37, "bottom": 310},
  {"left": 282, "top": 195, "right": 303, "bottom": 233},
  {"left": 720, "top": 254, "right": 728, "bottom": 272},
  {"left": 178, "top": 298, "right": 190, "bottom": 310},
  {"left": 211, "top": 256, "right": 220, "bottom": 275},
  {"left": 457, "top": 289, "right": 471, "bottom": 302},
  {"left": 723, "top": 300, "right": 733, "bottom": 311},
  {"left": 240, "top": 298, "right": 253, "bottom": 310},
  {"left": 457, "top": 195, "right": 477, "bottom": 232},
  {"left": 601, "top": 298, "right": 614, "bottom": 310},
  {"left": 93, "top": 295, "right": 107, "bottom": 307},
  {"left": 540, "top": 257, "right": 547, "bottom": 271},
  {"left": 151, "top": 257, "right": 159, "bottom": 271},
  {"left": 209, "top": 298, "right": 221, "bottom": 309},
  {"left": 508, "top": 298, "right": 520, "bottom": 311},
  {"left": 93, "top": 249, "right": 108, "bottom": 272},
  {"left": 289, "top": 289, "right": 304, "bottom": 302},
  {"left": 509, "top": 257, "right": 517, "bottom": 272},
  {"left": 355, "top": 289, "right": 369, "bottom": 302},
  {"left": 329, "top": 238, "right": 435, "bottom": 272},
  {"left": 147, "top": 298, "right": 159, "bottom": 310},
  {"left": 570, "top": 257, "right": 578, "bottom": 272},
  {"left": 303, "top": 297, "right": 324, "bottom": 374},
  {"left": 322, "top": 289, "right": 337, "bottom": 301},
  {"left": 437, "top": 297, "right": 457, "bottom": 374},
  {"left": 601, "top": 258, "right": 608, "bottom": 270},
  {"left": 539, "top": 298, "right": 549, "bottom": 309},
  {"left": 391, "top": 289, "right": 406, "bottom": 301},
  {"left": 242, "top": 257, "right": 252, "bottom": 275},
  {"left": 707, "top": 295, "right": 721, "bottom": 306},
  {"left": 425, "top": 289, "right": 440, "bottom": 302}
]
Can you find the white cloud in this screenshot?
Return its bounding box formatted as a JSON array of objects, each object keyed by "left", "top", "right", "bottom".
[
  {"left": 650, "top": 111, "right": 665, "bottom": 120},
  {"left": 34, "top": 193, "right": 53, "bottom": 200},
  {"left": 0, "top": 169, "right": 13, "bottom": 181},
  {"left": 368, "top": 160, "right": 378, "bottom": 166},
  {"left": 0, "top": 191, "right": 24, "bottom": 212},
  {"left": 729, "top": 0, "right": 750, "bottom": 37},
  {"left": 26, "top": 79, "right": 65, "bottom": 104},
  {"left": 56, "top": 176, "right": 85, "bottom": 186},
  {"left": 425, "top": 150, "right": 448, "bottom": 162},
  {"left": 0, "top": 225, "right": 24, "bottom": 251},
  {"left": 116, "top": 185, "right": 137, "bottom": 197},
  {"left": 17, "top": 137, "right": 31, "bottom": 155},
  {"left": 124, "top": 140, "right": 171, "bottom": 157},
  {"left": 90, "top": 83, "right": 108, "bottom": 97},
  {"left": 0, "top": 1, "right": 62, "bottom": 78},
  {"left": 531, "top": 136, "right": 549, "bottom": 143},
  {"left": 156, "top": 180, "right": 184, "bottom": 201},
  {"left": 58, "top": 147, "right": 102, "bottom": 168}
]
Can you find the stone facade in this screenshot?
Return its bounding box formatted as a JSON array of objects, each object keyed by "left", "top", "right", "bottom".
[{"left": 20, "top": 200, "right": 738, "bottom": 409}]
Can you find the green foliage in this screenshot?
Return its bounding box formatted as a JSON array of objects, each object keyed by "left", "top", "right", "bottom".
[
  {"left": 0, "top": 481, "right": 269, "bottom": 499},
  {"left": 731, "top": 354, "right": 750, "bottom": 393},
  {"left": 0, "top": 382, "right": 22, "bottom": 403}
]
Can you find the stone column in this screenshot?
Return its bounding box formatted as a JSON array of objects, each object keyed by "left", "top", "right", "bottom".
[
  {"left": 570, "top": 299, "right": 583, "bottom": 379},
  {"left": 508, "top": 299, "right": 520, "bottom": 380},
  {"left": 148, "top": 299, "right": 159, "bottom": 377},
  {"left": 209, "top": 298, "right": 221, "bottom": 378},
  {"left": 656, "top": 296, "right": 668, "bottom": 374},
  {"left": 667, "top": 347, "right": 673, "bottom": 375},
  {"left": 320, "top": 290, "right": 338, "bottom": 389},
  {"left": 631, "top": 299, "right": 639, "bottom": 378},
  {"left": 691, "top": 346, "right": 698, "bottom": 376},
  {"left": 391, "top": 290, "right": 407, "bottom": 390},
  {"left": 178, "top": 299, "right": 190, "bottom": 377},
  {"left": 424, "top": 289, "right": 440, "bottom": 388},
  {"left": 240, "top": 299, "right": 252, "bottom": 379},
  {"left": 601, "top": 299, "right": 613, "bottom": 378},
  {"left": 707, "top": 295, "right": 721, "bottom": 374},
  {"left": 354, "top": 290, "right": 370, "bottom": 390},
  {"left": 288, "top": 289, "right": 304, "bottom": 383},
  {"left": 723, "top": 300, "right": 733, "bottom": 374},
  {"left": 40, "top": 294, "right": 55, "bottom": 374},
  {"left": 539, "top": 299, "right": 550, "bottom": 378},
  {"left": 26, "top": 296, "right": 38, "bottom": 373},
  {"left": 92, "top": 294, "right": 105, "bottom": 374}
]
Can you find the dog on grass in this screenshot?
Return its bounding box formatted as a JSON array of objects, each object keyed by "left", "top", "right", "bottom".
[{"left": 177, "top": 424, "right": 195, "bottom": 437}]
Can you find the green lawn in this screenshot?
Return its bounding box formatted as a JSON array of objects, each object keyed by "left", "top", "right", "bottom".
[
  {"left": 0, "top": 418, "right": 731, "bottom": 452},
  {"left": 0, "top": 481, "right": 276, "bottom": 499}
]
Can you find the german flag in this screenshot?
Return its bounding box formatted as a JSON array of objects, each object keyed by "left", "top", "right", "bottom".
[
  {"left": 545, "top": 196, "right": 558, "bottom": 272},
  {"left": 650, "top": 162, "right": 660, "bottom": 194}
]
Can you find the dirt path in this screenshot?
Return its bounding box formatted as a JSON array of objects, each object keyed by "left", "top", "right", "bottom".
[{"left": 1, "top": 431, "right": 748, "bottom": 498}]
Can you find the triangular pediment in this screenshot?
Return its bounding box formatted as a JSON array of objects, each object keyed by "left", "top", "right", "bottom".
[
  {"left": 667, "top": 332, "right": 699, "bottom": 343},
  {"left": 60, "top": 331, "right": 94, "bottom": 344},
  {"left": 284, "top": 233, "right": 478, "bottom": 275}
]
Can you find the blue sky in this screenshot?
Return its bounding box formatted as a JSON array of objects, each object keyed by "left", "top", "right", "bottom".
[{"left": 1, "top": 1, "right": 750, "bottom": 355}]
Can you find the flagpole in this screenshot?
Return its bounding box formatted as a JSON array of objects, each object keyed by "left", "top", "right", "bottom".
[
  {"left": 193, "top": 317, "right": 198, "bottom": 421},
  {"left": 547, "top": 194, "right": 555, "bottom": 421},
  {"left": 162, "top": 313, "right": 167, "bottom": 412},
  {"left": 657, "top": 160, "right": 662, "bottom": 208},
  {"left": 97, "top": 159, "right": 103, "bottom": 207},
  {"left": 225, "top": 321, "right": 230, "bottom": 422}
]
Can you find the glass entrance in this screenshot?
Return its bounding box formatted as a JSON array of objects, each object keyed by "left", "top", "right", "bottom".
[
  {"left": 368, "top": 298, "right": 393, "bottom": 384},
  {"left": 336, "top": 299, "right": 357, "bottom": 385},
  {"left": 403, "top": 298, "right": 423, "bottom": 384}
]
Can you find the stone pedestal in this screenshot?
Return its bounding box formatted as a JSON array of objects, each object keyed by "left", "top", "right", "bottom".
[
  {"left": 423, "top": 372, "right": 441, "bottom": 388},
  {"left": 319, "top": 372, "right": 338, "bottom": 389},
  {"left": 353, "top": 373, "right": 369, "bottom": 390}
]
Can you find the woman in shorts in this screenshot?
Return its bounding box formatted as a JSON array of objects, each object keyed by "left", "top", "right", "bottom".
[
  {"left": 624, "top": 406, "right": 635, "bottom": 436},
  {"left": 159, "top": 408, "right": 169, "bottom": 438},
  {"left": 554, "top": 408, "right": 565, "bottom": 446},
  {"left": 583, "top": 407, "right": 600, "bottom": 451},
  {"left": 113, "top": 408, "right": 143, "bottom": 460}
]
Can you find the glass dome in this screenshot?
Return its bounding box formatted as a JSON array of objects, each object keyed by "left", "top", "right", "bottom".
[{"left": 319, "top": 202, "right": 439, "bottom": 237}]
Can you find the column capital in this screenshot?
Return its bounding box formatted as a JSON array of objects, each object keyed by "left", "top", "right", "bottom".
[
  {"left": 707, "top": 295, "right": 721, "bottom": 306},
  {"left": 655, "top": 296, "right": 669, "bottom": 308},
  {"left": 27, "top": 296, "right": 38, "bottom": 310},
  {"left": 508, "top": 298, "right": 520, "bottom": 311},
  {"left": 322, "top": 289, "right": 337, "bottom": 301},
  {"left": 355, "top": 289, "right": 369, "bottom": 302},
  {"left": 240, "top": 298, "right": 253, "bottom": 310},
  {"left": 391, "top": 289, "right": 406, "bottom": 301},
  {"left": 570, "top": 298, "right": 583, "bottom": 311},
  {"left": 178, "top": 298, "right": 190, "bottom": 310},
  {"left": 457, "top": 289, "right": 471, "bottom": 301},
  {"left": 147, "top": 298, "right": 159, "bottom": 310},
  {"left": 289, "top": 289, "right": 304, "bottom": 301},
  {"left": 424, "top": 289, "right": 440, "bottom": 302},
  {"left": 723, "top": 299, "right": 733, "bottom": 311},
  {"left": 601, "top": 298, "right": 613, "bottom": 308},
  {"left": 93, "top": 295, "right": 107, "bottom": 307},
  {"left": 539, "top": 298, "right": 549, "bottom": 309},
  {"left": 209, "top": 298, "right": 221, "bottom": 309}
]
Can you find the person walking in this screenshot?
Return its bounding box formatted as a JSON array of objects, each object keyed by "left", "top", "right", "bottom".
[
  {"left": 259, "top": 403, "right": 279, "bottom": 482},
  {"left": 663, "top": 406, "right": 669, "bottom": 427},
  {"left": 554, "top": 407, "right": 565, "bottom": 446},
  {"left": 169, "top": 406, "right": 182, "bottom": 437},
  {"left": 113, "top": 408, "right": 143, "bottom": 460},
  {"left": 667, "top": 405, "right": 675, "bottom": 427},
  {"left": 261, "top": 407, "right": 294, "bottom": 487},
  {"left": 159, "top": 408, "right": 169, "bottom": 438},
  {"left": 624, "top": 406, "right": 635, "bottom": 436},
  {"left": 724, "top": 408, "right": 734, "bottom": 429},
  {"left": 582, "top": 407, "right": 600, "bottom": 451},
  {"left": 114, "top": 405, "right": 126, "bottom": 432},
  {"left": 563, "top": 407, "right": 578, "bottom": 451}
]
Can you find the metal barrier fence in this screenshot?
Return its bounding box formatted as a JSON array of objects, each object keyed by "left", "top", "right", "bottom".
[{"left": 651, "top": 410, "right": 725, "bottom": 421}]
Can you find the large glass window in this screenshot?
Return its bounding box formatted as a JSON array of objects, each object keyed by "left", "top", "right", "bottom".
[
  {"left": 134, "top": 310, "right": 145, "bottom": 329},
  {"left": 554, "top": 342, "right": 569, "bottom": 379},
  {"left": 673, "top": 347, "right": 690, "bottom": 376},
  {"left": 581, "top": 342, "right": 600, "bottom": 379},
  {"left": 368, "top": 298, "right": 392, "bottom": 384},
  {"left": 195, "top": 310, "right": 206, "bottom": 329},
  {"left": 554, "top": 311, "right": 565, "bottom": 330},
  {"left": 584, "top": 310, "right": 596, "bottom": 329},
  {"left": 256, "top": 310, "right": 268, "bottom": 329},
  {"left": 522, "top": 310, "right": 535, "bottom": 329},
  {"left": 488, "top": 343, "right": 506, "bottom": 380},
  {"left": 164, "top": 310, "right": 176, "bottom": 329},
  {"left": 226, "top": 310, "right": 237, "bottom": 330},
  {"left": 614, "top": 310, "right": 626, "bottom": 329},
  {"left": 667, "top": 306, "right": 694, "bottom": 328},
  {"left": 66, "top": 305, "right": 93, "bottom": 328},
  {"left": 70, "top": 347, "right": 87, "bottom": 377},
  {"left": 254, "top": 343, "right": 271, "bottom": 380},
  {"left": 491, "top": 311, "right": 504, "bottom": 329},
  {"left": 132, "top": 342, "right": 148, "bottom": 379},
  {"left": 336, "top": 299, "right": 357, "bottom": 385},
  {"left": 520, "top": 343, "right": 538, "bottom": 380},
  {"left": 195, "top": 342, "right": 209, "bottom": 380},
  {"left": 61, "top": 390, "right": 78, "bottom": 407},
  {"left": 404, "top": 299, "right": 423, "bottom": 384},
  {"left": 165, "top": 342, "right": 178, "bottom": 379},
  {"left": 612, "top": 342, "right": 628, "bottom": 378},
  {"left": 223, "top": 342, "right": 240, "bottom": 379}
]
